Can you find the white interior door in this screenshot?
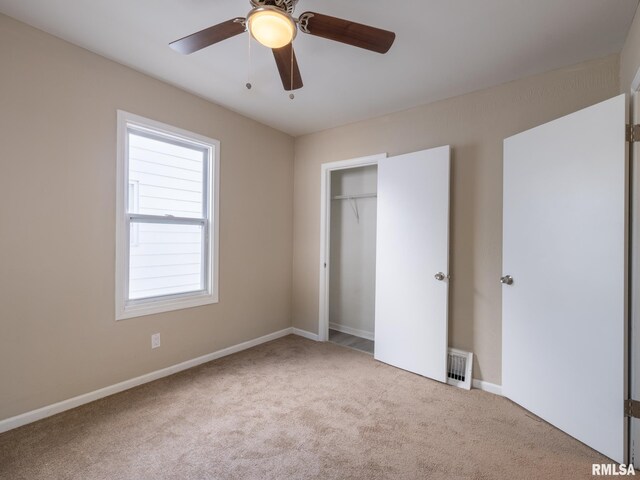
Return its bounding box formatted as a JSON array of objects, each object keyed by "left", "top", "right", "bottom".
[
  {"left": 503, "top": 95, "right": 627, "bottom": 463},
  {"left": 374, "top": 146, "right": 450, "bottom": 382},
  {"left": 631, "top": 86, "right": 640, "bottom": 468}
]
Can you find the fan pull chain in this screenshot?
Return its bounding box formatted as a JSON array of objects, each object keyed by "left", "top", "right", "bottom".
[
  {"left": 289, "top": 45, "right": 295, "bottom": 100},
  {"left": 246, "top": 32, "right": 252, "bottom": 90}
]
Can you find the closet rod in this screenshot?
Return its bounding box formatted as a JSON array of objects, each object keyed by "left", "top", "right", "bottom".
[{"left": 331, "top": 193, "right": 377, "bottom": 200}]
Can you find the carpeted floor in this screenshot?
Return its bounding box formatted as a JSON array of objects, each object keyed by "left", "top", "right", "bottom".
[{"left": 0, "top": 335, "right": 611, "bottom": 479}]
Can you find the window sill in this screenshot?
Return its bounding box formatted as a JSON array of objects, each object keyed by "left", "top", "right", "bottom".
[{"left": 116, "top": 292, "right": 218, "bottom": 320}]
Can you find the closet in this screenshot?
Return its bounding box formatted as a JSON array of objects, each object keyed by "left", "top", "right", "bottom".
[
  {"left": 323, "top": 147, "right": 451, "bottom": 378},
  {"left": 328, "top": 165, "right": 377, "bottom": 354}
]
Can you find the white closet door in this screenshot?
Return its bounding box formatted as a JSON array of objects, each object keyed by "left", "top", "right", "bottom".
[
  {"left": 374, "top": 146, "right": 451, "bottom": 382},
  {"left": 503, "top": 95, "right": 626, "bottom": 463}
]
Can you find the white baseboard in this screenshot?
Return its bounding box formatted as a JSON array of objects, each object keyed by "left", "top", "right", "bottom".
[
  {"left": 291, "top": 328, "right": 320, "bottom": 341},
  {"left": 0, "top": 327, "right": 294, "bottom": 434},
  {"left": 328, "top": 323, "right": 374, "bottom": 341},
  {"left": 472, "top": 378, "right": 503, "bottom": 396}
]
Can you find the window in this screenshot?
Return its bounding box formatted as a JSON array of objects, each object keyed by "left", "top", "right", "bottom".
[{"left": 116, "top": 111, "right": 219, "bottom": 320}]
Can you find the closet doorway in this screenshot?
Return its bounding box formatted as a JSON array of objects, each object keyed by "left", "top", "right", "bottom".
[
  {"left": 318, "top": 154, "right": 386, "bottom": 350},
  {"left": 329, "top": 164, "right": 378, "bottom": 353}
]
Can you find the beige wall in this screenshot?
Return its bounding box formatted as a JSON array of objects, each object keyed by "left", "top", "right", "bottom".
[
  {"left": 0, "top": 14, "right": 294, "bottom": 421},
  {"left": 621, "top": 5, "right": 640, "bottom": 93},
  {"left": 292, "top": 55, "right": 620, "bottom": 385}
]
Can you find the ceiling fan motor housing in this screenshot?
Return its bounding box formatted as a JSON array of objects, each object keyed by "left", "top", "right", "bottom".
[{"left": 250, "top": 0, "right": 298, "bottom": 15}]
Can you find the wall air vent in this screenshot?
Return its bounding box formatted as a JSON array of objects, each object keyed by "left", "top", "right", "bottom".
[{"left": 447, "top": 348, "right": 473, "bottom": 390}]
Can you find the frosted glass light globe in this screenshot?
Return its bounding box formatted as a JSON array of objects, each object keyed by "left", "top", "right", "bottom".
[{"left": 248, "top": 7, "right": 297, "bottom": 49}]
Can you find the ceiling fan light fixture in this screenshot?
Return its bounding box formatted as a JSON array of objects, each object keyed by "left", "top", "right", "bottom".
[{"left": 247, "top": 6, "right": 297, "bottom": 49}]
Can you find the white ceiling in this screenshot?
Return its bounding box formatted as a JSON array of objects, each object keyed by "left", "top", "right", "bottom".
[{"left": 0, "top": 0, "right": 637, "bottom": 136}]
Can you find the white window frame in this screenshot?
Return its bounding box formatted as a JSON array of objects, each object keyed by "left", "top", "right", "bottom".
[
  {"left": 115, "top": 110, "right": 220, "bottom": 320},
  {"left": 128, "top": 180, "right": 139, "bottom": 246}
]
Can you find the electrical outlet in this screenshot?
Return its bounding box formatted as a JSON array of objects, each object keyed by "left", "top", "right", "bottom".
[{"left": 151, "top": 333, "right": 161, "bottom": 349}]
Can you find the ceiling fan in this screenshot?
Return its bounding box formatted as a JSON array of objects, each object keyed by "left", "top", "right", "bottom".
[{"left": 169, "top": 0, "right": 396, "bottom": 92}]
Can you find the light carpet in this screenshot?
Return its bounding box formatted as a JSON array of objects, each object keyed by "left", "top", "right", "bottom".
[{"left": 0, "top": 335, "right": 611, "bottom": 479}]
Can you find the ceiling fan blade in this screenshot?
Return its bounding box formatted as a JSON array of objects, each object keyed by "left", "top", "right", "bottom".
[
  {"left": 272, "top": 44, "right": 303, "bottom": 91},
  {"left": 299, "top": 12, "right": 395, "bottom": 54},
  {"left": 170, "top": 18, "right": 246, "bottom": 54}
]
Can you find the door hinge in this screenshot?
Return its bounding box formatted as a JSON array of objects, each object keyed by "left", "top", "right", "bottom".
[
  {"left": 627, "top": 124, "right": 640, "bottom": 143},
  {"left": 625, "top": 399, "right": 640, "bottom": 418}
]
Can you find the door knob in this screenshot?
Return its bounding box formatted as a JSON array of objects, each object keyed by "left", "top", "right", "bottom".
[
  {"left": 434, "top": 272, "right": 449, "bottom": 281},
  {"left": 500, "top": 275, "right": 514, "bottom": 286}
]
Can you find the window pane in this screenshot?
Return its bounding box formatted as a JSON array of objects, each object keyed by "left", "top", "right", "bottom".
[
  {"left": 129, "top": 222, "right": 204, "bottom": 300},
  {"left": 128, "top": 131, "right": 205, "bottom": 218}
]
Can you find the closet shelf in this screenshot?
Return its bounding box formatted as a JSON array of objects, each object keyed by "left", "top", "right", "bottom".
[{"left": 331, "top": 193, "right": 377, "bottom": 200}]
